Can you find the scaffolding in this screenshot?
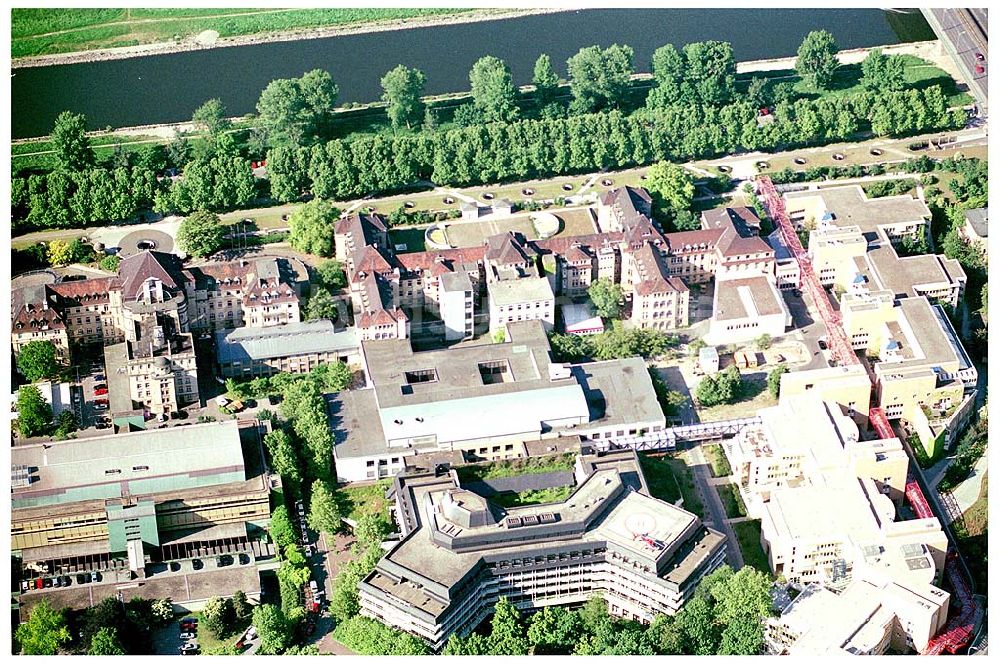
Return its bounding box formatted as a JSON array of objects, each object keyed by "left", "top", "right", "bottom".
[
  {"left": 756, "top": 176, "right": 857, "bottom": 367},
  {"left": 756, "top": 175, "right": 981, "bottom": 655}
]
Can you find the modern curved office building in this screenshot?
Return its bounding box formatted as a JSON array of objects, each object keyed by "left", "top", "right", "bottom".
[{"left": 358, "top": 450, "right": 726, "bottom": 650}]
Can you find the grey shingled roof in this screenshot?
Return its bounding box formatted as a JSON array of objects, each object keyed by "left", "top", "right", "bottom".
[{"left": 216, "top": 321, "right": 359, "bottom": 364}]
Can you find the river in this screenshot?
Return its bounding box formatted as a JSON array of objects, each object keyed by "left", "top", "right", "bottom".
[{"left": 10, "top": 8, "right": 933, "bottom": 139}]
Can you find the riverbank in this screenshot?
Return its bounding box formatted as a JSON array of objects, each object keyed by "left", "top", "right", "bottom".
[
  {"left": 11, "top": 39, "right": 957, "bottom": 149},
  {"left": 11, "top": 7, "right": 562, "bottom": 69}
]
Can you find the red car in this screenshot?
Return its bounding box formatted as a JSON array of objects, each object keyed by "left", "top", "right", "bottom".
[
  {"left": 35, "top": 578, "right": 43, "bottom": 590},
  {"left": 94, "top": 388, "right": 109, "bottom": 396},
  {"left": 975, "top": 64, "right": 985, "bottom": 75}
]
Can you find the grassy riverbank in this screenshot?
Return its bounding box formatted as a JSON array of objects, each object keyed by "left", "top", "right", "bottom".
[{"left": 12, "top": 8, "right": 472, "bottom": 59}]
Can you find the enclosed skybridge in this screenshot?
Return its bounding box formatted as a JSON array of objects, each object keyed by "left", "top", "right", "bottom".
[{"left": 592, "top": 416, "right": 763, "bottom": 454}]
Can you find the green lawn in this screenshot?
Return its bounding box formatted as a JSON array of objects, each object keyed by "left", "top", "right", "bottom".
[
  {"left": 674, "top": 452, "right": 706, "bottom": 519},
  {"left": 387, "top": 227, "right": 428, "bottom": 253},
  {"left": 738, "top": 55, "right": 972, "bottom": 107},
  {"left": 718, "top": 483, "right": 747, "bottom": 519},
  {"left": 491, "top": 485, "right": 575, "bottom": 508},
  {"left": 703, "top": 443, "right": 732, "bottom": 478},
  {"left": 456, "top": 454, "right": 576, "bottom": 483},
  {"left": 12, "top": 8, "right": 472, "bottom": 58},
  {"left": 639, "top": 452, "right": 706, "bottom": 519},
  {"left": 184, "top": 610, "right": 248, "bottom": 654},
  {"left": 333, "top": 480, "right": 392, "bottom": 524},
  {"left": 732, "top": 519, "right": 771, "bottom": 575},
  {"left": 639, "top": 454, "right": 682, "bottom": 504},
  {"left": 952, "top": 473, "right": 987, "bottom": 593}
]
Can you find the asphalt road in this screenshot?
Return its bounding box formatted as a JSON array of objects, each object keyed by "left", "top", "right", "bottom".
[
  {"left": 686, "top": 444, "right": 744, "bottom": 570},
  {"left": 925, "top": 8, "right": 988, "bottom": 114}
]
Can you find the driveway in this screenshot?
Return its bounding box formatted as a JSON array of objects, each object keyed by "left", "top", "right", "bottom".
[{"left": 782, "top": 287, "right": 832, "bottom": 371}]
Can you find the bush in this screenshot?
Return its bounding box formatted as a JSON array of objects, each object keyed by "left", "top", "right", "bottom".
[
  {"left": 333, "top": 616, "right": 429, "bottom": 655},
  {"left": 696, "top": 366, "right": 743, "bottom": 407}
]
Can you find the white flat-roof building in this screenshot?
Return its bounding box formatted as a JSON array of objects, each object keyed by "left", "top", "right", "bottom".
[
  {"left": 487, "top": 276, "right": 555, "bottom": 333},
  {"left": 698, "top": 346, "right": 720, "bottom": 374},
  {"left": 768, "top": 575, "right": 950, "bottom": 655},
  {"left": 704, "top": 275, "right": 790, "bottom": 346},
  {"left": 725, "top": 393, "right": 948, "bottom": 579},
  {"left": 331, "top": 321, "right": 667, "bottom": 482},
  {"left": 784, "top": 185, "right": 931, "bottom": 244},
  {"left": 766, "top": 229, "right": 801, "bottom": 290},
  {"left": 439, "top": 272, "right": 475, "bottom": 342}
]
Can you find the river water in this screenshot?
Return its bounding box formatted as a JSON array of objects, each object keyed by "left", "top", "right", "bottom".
[{"left": 11, "top": 8, "right": 933, "bottom": 139}]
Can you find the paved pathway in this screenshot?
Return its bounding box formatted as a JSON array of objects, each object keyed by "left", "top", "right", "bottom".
[
  {"left": 686, "top": 446, "right": 744, "bottom": 570},
  {"left": 949, "top": 453, "right": 989, "bottom": 514}
]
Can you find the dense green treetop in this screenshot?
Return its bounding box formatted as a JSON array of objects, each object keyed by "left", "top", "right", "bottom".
[
  {"left": 381, "top": 65, "right": 427, "bottom": 131},
  {"left": 16, "top": 384, "right": 53, "bottom": 437},
  {"left": 51, "top": 110, "right": 92, "bottom": 172},
  {"left": 191, "top": 98, "right": 232, "bottom": 139},
  {"left": 796, "top": 30, "right": 840, "bottom": 89},
  {"left": 567, "top": 44, "right": 634, "bottom": 113},
  {"left": 16, "top": 340, "right": 60, "bottom": 382},
  {"left": 469, "top": 55, "right": 519, "bottom": 123},
  {"left": 176, "top": 209, "right": 225, "bottom": 258},
  {"left": 307, "top": 479, "right": 343, "bottom": 534},
  {"left": 487, "top": 597, "right": 530, "bottom": 655},
  {"left": 288, "top": 198, "right": 339, "bottom": 257},
  {"left": 861, "top": 49, "right": 906, "bottom": 92},
  {"left": 15, "top": 600, "right": 70, "bottom": 655},
  {"left": 257, "top": 69, "right": 339, "bottom": 146}
]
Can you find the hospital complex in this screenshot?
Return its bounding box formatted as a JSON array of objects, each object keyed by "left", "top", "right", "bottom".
[{"left": 11, "top": 180, "right": 982, "bottom": 654}]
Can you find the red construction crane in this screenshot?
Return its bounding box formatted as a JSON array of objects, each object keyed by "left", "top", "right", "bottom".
[
  {"left": 756, "top": 176, "right": 858, "bottom": 367},
  {"left": 756, "top": 175, "right": 981, "bottom": 655}
]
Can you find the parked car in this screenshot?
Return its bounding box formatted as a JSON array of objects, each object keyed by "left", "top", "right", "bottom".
[
  {"left": 181, "top": 643, "right": 200, "bottom": 655},
  {"left": 817, "top": 339, "right": 828, "bottom": 350},
  {"left": 94, "top": 374, "right": 106, "bottom": 382},
  {"left": 91, "top": 572, "right": 100, "bottom": 583},
  {"left": 170, "top": 562, "right": 181, "bottom": 572},
  {"left": 93, "top": 383, "right": 107, "bottom": 390},
  {"left": 96, "top": 423, "right": 112, "bottom": 430},
  {"left": 179, "top": 632, "right": 197, "bottom": 641},
  {"left": 180, "top": 617, "right": 198, "bottom": 626},
  {"left": 192, "top": 559, "right": 204, "bottom": 571},
  {"left": 975, "top": 63, "right": 985, "bottom": 75},
  {"left": 94, "top": 398, "right": 109, "bottom": 405},
  {"left": 94, "top": 404, "right": 109, "bottom": 411},
  {"left": 35, "top": 578, "right": 44, "bottom": 590},
  {"left": 94, "top": 388, "right": 109, "bottom": 396},
  {"left": 239, "top": 553, "right": 251, "bottom": 565},
  {"left": 61, "top": 575, "right": 72, "bottom": 586},
  {"left": 217, "top": 554, "right": 234, "bottom": 567},
  {"left": 976, "top": 52, "right": 985, "bottom": 61},
  {"left": 44, "top": 578, "right": 53, "bottom": 588},
  {"left": 76, "top": 573, "right": 87, "bottom": 584}
]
